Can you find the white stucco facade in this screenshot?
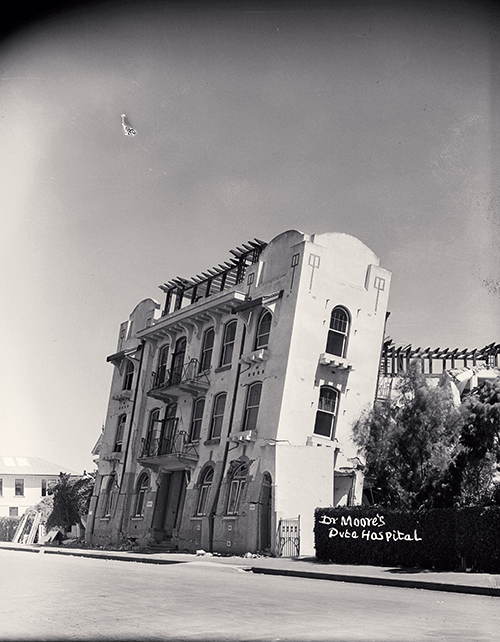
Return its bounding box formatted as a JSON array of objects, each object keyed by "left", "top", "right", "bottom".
[{"left": 87, "top": 230, "right": 391, "bottom": 556}]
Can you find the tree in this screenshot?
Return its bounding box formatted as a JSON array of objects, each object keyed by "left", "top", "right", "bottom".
[
  {"left": 353, "top": 363, "right": 465, "bottom": 509},
  {"left": 46, "top": 472, "right": 94, "bottom": 532},
  {"left": 445, "top": 378, "right": 500, "bottom": 506}
]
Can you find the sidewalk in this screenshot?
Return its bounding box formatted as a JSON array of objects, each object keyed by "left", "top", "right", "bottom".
[{"left": 1, "top": 541, "right": 499, "bottom": 597}]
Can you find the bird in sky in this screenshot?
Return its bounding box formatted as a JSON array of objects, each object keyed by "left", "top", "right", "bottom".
[{"left": 121, "top": 114, "right": 137, "bottom": 136}]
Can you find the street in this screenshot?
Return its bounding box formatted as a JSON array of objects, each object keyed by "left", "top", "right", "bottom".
[{"left": 0, "top": 549, "right": 498, "bottom": 641}]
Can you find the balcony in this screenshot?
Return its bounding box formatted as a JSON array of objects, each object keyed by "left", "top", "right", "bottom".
[
  {"left": 240, "top": 348, "right": 269, "bottom": 365},
  {"left": 227, "top": 430, "right": 257, "bottom": 444},
  {"left": 138, "top": 422, "right": 199, "bottom": 472},
  {"left": 147, "top": 359, "right": 210, "bottom": 402},
  {"left": 319, "top": 353, "right": 353, "bottom": 370}
]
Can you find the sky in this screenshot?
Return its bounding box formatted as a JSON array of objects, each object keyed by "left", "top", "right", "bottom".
[{"left": 1, "top": 0, "right": 499, "bottom": 473}]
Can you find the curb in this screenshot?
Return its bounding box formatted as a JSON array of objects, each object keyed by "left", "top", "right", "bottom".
[
  {"left": 0, "top": 544, "right": 184, "bottom": 565},
  {"left": 2, "top": 544, "right": 498, "bottom": 597},
  {"left": 41, "top": 548, "right": 185, "bottom": 565},
  {"left": 250, "top": 566, "right": 500, "bottom": 597}
]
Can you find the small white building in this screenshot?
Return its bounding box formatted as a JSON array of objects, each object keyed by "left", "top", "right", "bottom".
[
  {"left": 0, "top": 457, "right": 77, "bottom": 517},
  {"left": 87, "top": 230, "right": 391, "bottom": 555}
]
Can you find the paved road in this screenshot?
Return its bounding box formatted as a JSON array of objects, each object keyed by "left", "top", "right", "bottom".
[{"left": 1, "top": 549, "right": 498, "bottom": 641}]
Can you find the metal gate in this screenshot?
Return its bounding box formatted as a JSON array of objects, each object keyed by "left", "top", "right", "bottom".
[{"left": 276, "top": 516, "right": 300, "bottom": 557}]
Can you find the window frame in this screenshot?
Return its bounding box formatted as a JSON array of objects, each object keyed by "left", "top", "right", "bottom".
[
  {"left": 254, "top": 310, "right": 272, "bottom": 350},
  {"left": 171, "top": 337, "right": 187, "bottom": 385},
  {"left": 144, "top": 408, "right": 160, "bottom": 456},
  {"left": 157, "top": 344, "right": 170, "bottom": 387},
  {"left": 199, "top": 327, "right": 215, "bottom": 372},
  {"left": 242, "top": 382, "right": 262, "bottom": 432},
  {"left": 219, "top": 320, "right": 237, "bottom": 367},
  {"left": 326, "top": 306, "right": 350, "bottom": 358},
  {"left": 103, "top": 473, "right": 117, "bottom": 517},
  {"left": 123, "top": 358, "right": 134, "bottom": 390},
  {"left": 196, "top": 467, "right": 214, "bottom": 516},
  {"left": 313, "top": 386, "right": 339, "bottom": 439},
  {"left": 226, "top": 463, "right": 248, "bottom": 515},
  {"left": 15, "top": 478, "right": 24, "bottom": 497},
  {"left": 114, "top": 414, "right": 127, "bottom": 452},
  {"left": 209, "top": 393, "right": 227, "bottom": 440},
  {"left": 190, "top": 397, "right": 205, "bottom": 442},
  {"left": 134, "top": 472, "right": 149, "bottom": 517}
]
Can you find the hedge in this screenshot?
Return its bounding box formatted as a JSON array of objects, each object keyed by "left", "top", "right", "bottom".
[
  {"left": 0, "top": 516, "right": 21, "bottom": 542},
  {"left": 314, "top": 506, "right": 500, "bottom": 573}
]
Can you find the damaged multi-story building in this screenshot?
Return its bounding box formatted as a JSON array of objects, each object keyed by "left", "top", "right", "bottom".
[{"left": 86, "top": 229, "right": 391, "bottom": 556}]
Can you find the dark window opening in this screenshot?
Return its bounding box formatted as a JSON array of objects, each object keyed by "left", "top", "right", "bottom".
[
  {"left": 114, "top": 414, "right": 127, "bottom": 452},
  {"left": 200, "top": 328, "right": 215, "bottom": 372},
  {"left": 326, "top": 307, "right": 350, "bottom": 358},
  {"left": 313, "top": 386, "right": 338, "bottom": 439},
  {"left": 157, "top": 345, "right": 170, "bottom": 386},
  {"left": 123, "top": 359, "right": 134, "bottom": 390},
  {"left": 134, "top": 473, "right": 149, "bottom": 517},
  {"left": 171, "top": 337, "right": 187, "bottom": 385},
  {"left": 190, "top": 398, "right": 205, "bottom": 441},
  {"left": 15, "top": 479, "right": 24, "bottom": 496}
]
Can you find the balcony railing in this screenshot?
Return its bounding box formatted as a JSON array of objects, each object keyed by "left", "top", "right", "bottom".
[
  {"left": 148, "top": 359, "right": 210, "bottom": 401},
  {"left": 140, "top": 421, "right": 199, "bottom": 462}
]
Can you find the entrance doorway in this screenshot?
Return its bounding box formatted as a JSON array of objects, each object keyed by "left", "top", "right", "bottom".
[
  {"left": 258, "top": 472, "right": 272, "bottom": 552},
  {"left": 152, "top": 470, "right": 187, "bottom": 541}
]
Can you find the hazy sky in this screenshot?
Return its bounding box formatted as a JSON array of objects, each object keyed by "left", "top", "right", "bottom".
[{"left": 1, "top": 0, "right": 499, "bottom": 472}]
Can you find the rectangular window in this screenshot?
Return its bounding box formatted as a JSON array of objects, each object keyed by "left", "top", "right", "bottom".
[
  {"left": 115, "top": 415, "right": 126, "bottom": 452},
  {"left": 41, "top": 479, "right": 47, "bottom": 496},
  {"left": 15, "top": 479, "right": 24, "bottom": 496},
  {"left": 0, "top": 478, "right": 2, "bottom": 496},
  {"left": 196, "top": 484, "right": 210, "bottom": 516},
  {"left": 227, "top": 479, "right": 246, "bottom": 515},
  {"left": 9, "top": 507, "right": 18, "bottom": 517}
]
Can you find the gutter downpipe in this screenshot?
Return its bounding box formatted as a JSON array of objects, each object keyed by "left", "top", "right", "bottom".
[{"left": 208, "top": 324, "right": 247, "bottom": 553}]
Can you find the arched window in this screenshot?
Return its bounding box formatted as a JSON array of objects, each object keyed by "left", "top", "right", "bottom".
[
  {"left": 209, "top": 393, "right": 227, "bottom": 439},
  {"left": 227, "top": 462, "right": 248, "bottom": 515},
  {"left": 159, "top": 403, "right": 177, "bottom": 455},
  {"left": 114, "top": 414, "right": 127, "bottom": 452},
  {"left": 220, "top": 320, "right": 237, "bottom": 366},
  {"left": 123, "top": 359, "right": 134, "bottom": 390},
  {"left": 134, "top": 472, "right": 149, "bottom": 517},
  {"left": 171, "top": 337, "right": 186, "bottom": 385},
  {"left": 196, "top": 467, "right": 214, "bottom": 516},
  {"left": 254, "top": 310, "right": 272, "bottom": 350},
  {"left": 157, "top": 344, "right": 170, "bottom": 386},
  {"left": 103, "top": 472, "right": 117, "bottom": 517},
  {"left": 190, "top": 397, "right": 205, "bottom": 441},
  {"left": 243, "top": 382, "right": 262, "bottom": 432},
  {"left": 143, "top": 408, "right": 160, "bottom": 457},
  {"left": 326, "top": 307, "right": 350, "bottom": 358},
  {"left": 313, "top": 386, "right": 339, "bottom": 439},
  {"left": 199, "top": 328, "right": 215, "bottom": 372}
]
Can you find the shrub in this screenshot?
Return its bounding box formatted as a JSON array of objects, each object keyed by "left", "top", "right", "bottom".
[{"left": 0, "top": 516, "right": 21, "bottom": 542}]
